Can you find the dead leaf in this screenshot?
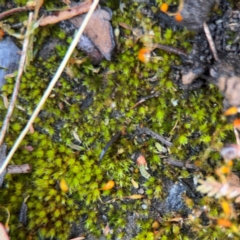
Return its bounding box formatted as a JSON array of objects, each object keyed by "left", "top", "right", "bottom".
[
  {"left": 29, "top": 124, "right": 35, "bottom": 134},
  {"left": 70, "top": 7, "right": 115, "bottom": 62},
  {"left": 136, "top": 154, "right": 150, "bottom": 179},
  {"left": 167, "top": 217, "right": 183, "bottom": 223},
  {"left": 72, "top": 130, "right": 82, "bottom": 143},
  {"left": 217, "top": 218, "right": 232, "bottom": 228},
  {"left": 103, "top": 223, "right": 111, "bottom": 236},
  {"left": 125, "top": 194, "right": 144, "bottom": 199},
  {"left": 136, "top": 154, "right": 147, "bottom": 166},
  {"left": 224, "top": 106, "right": 239, "bottom": 116},
  {"left": 67, "top": 142, "right": 82, "bottom": 151},
  {"left": 227, "top": 172, "right": 240, "bottom": 187},
  {"left": 70, "top": 237, "right": 85, "bottom": 240},
  {"left": 155, "top": 142, "right": 167, "bottom": 153},
  {"left": 24, "top": 145, "right": 34, "bottom": 151},
  {"left": 99, "top": 180, "right": 115, "bottom": 190},
  {"left": 152, "top": 220, "right": 159, "bottom": 229},
  {"left": 60, "top": 178, "right": 69, "bottom": 193},
  {"left": 131, "top": 178, "right": 139, "bottom": 189},
  {"left": 2, "top": 95, "right": 8, "bottom": 109}
]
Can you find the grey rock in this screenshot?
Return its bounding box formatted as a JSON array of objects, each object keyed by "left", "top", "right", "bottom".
[{"left": 0, "top": 37, "right": 20, "bottom": 89}]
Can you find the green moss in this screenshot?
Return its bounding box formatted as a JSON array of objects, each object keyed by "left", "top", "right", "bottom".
[{"left": 0, "top": 0, "right": 237, "bottom": 239}]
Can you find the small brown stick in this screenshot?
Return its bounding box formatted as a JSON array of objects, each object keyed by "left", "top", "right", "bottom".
[
  {"left": 131, "top": 92, "right": 159, "bottom": 109},
  {"left": 39, "top": 0, "right": 93, "bottom": 26},
  {"left": 6, "top": 164, "right": 31, "bottom": 174},
  {"left": 0, "top": 12, "right": 33, "bottom": 147},
  {"left": 203, "top": 22, "right": 219, "bottom": 61},
  {"left": 164, "top": 158, "right": 200, "bottom": 170},
  {"left": 152, "top": 43, "right": 187, "bottom": 58},
  {"left": 0, "top": 0, "right": 91, "bottom": 26},
  {"left": 137, "top": 127, "right": 172, "bottom": 147},
  {"left": 0, "top": 6, "right": 34, "bottom": 20}
]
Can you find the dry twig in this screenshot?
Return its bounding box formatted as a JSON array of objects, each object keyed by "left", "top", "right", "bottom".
[
  {"left": 0, "top": 1, "right": 92, "bottom": 27},
  {"left": 0, "top": 6, "right": 34, "bottom": 20},
  {"left": 137, "top": 127, "right": 172, "bottom": 147},
  {"left": 39, "top": 0, "right": 93, "bottom": 26},
  {"left": 164, "top": 158, "right": 200, "bottom": 170},
  {"left": 203, "top": 22, "right": 219, "bottom": 61},
  {"left": 131, "top": 92, "right": 159, "bottom": 109},
  {"left": 152, "top": 43, "right": 187, "bottom": 58}
]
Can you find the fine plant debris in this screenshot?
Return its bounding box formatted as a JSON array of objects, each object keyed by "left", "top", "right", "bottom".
[
  {"left": 0, "top": 144, "right": 7, "bottom": 187},
  {"left": 1, "top": 0, "right": 240, "bottom": 239}
]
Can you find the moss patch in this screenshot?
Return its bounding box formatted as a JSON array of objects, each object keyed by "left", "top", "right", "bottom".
[{"left": 0, "top": 0, "right": 236, "bottom": 239}]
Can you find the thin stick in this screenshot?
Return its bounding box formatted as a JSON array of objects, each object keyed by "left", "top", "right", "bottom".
[
  {"left": 164, "top": 158, "right": 200, "bottom": 170},
  {"left": 131, "top": 92, "right": 159, "bottom": 109},
  {"left": 137, "top": 127, "right": 172, "bottom": 147},
  {"left": 0, "top": 0, "right": 99, "bottom": 175},
  {"left": 152, "top": 43, "right": 187, "bottom": 58},
  {"left": 0, "top": 6, "right": 33, "bottom": 20},
  {"left": 203, "top": 22, "right": 219, "bottom": 61},
  {"left": 39, "top": 0, "right": 92, "bottom": 26},
  {"left": 0, "top": 12, "right": 33, "bottom": 147}
]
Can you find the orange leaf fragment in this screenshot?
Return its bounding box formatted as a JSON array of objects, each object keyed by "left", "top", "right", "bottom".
[
  {"left": 217, "top": 218, "right": 232, "bottom": 228},
  {"left": 99, "top": 180, "right": 115, "bottom": 191},
  {"left": 175, "top": 13, "right": 183, "bottom": 22},
  {"left": 220, "top": 166, "right": 230, "bottom": 174},
  {"left": 60, "top": 178, "right": 69, "bottom": 193},
  {"left": 0, "top": 29, "right": 4, "bottom": 39},
  {"left": 138, "top": 48, "right": 151, "bottom": 63},
  {"left": 227, "top": 160, "right": 233, "bottom": 167},
  {"left": 160, "top": 3, "right": 169, "bottom": 13},
  {"left": 233, "top": 119, "right": 240, "bottom": 128},
  {"left": 221, "top": 200, "right": 232, "bottom": 216},
  {"left": 224, "top": 106, "right": 238, "bottom": 116}
]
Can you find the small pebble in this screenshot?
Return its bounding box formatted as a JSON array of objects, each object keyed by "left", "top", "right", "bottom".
[
  {"left": 216, "top": 19, "right": 223, "bottom": 25},
  {"left": 141, "top": 204, "right": 147, "bottom": 210},
  {"left": 138, "top": 188, "right": 144, "bottom": 194}
]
